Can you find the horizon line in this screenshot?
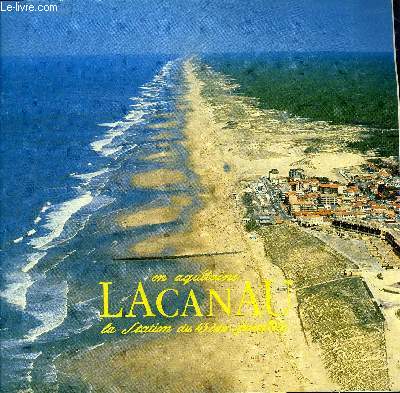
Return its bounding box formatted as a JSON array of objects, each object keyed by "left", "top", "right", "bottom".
[{"left": 1, "top": 50, "right": 396, "bottom": 59}]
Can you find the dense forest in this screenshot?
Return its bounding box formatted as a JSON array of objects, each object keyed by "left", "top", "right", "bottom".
[{"left": 207, "top": 53, "right": 398, "bottom": 156}]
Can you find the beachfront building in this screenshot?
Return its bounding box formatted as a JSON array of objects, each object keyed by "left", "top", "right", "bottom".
[
  {"left": 318, "top": 183, "right": 344, "bottom": 195},
  {"left": 268, "top": 168, "right": 279, "bottom": 183},
  {"left": 289, "top": 168, "right": 305, "bottom": 180},
  {"left": 319, "top": 194, "right": 339, "bottom": 206},
  {"left": 247, "top": 162, "right": 399, "bottom": 232}
]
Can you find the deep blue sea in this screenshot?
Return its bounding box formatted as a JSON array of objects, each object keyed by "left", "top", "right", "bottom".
[{"left": 0, "top": 54, "right": 200, "bottom": 392}]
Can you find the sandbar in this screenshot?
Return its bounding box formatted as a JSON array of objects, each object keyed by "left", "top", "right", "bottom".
[{"left": 132, "top": 168, "right": 186, "bottom": 188}]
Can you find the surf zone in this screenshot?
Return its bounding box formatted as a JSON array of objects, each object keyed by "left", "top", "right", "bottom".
[{"left": 99, "top": 279, "right": 294, "bottom": 319}]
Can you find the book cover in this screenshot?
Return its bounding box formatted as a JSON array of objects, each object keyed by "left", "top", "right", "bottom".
[{"left": 1, "top": 1, "right": 399, "bottom": 392}]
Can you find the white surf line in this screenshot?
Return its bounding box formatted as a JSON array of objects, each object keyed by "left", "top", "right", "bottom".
[
  {"left": 90, "top": 60, "right": 179, "bottom": 157},
  {"left": 29, "top": 192, "right": 93, "bottom": 250}
]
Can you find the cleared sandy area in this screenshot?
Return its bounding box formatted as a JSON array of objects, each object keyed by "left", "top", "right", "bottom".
[
  {"left": 309, "top": 229, "right": 399, "bottom": 390},
  {"left": 132, "top": 168, "right": 186, "bottom": 188},
  {"left": 197, "top": 68, "right": 367, "bottom": 183},
  {"left": 363, "top": 269, "right": 400, "bottom": 390}
]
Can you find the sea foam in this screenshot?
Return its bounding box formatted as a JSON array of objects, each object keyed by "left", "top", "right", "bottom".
[
  {"left": 29, "top": 192, "right": 93, "bottom": 250},
  {"left": 25, "top": 280, "right": 69, "bottom": 342},
  {"left": 71, "top": 168, "right": 110, "bottom": 183},
  {"left": 21, "top": 252, "right": 47, "bottom": 273},
  {"left": 0, "top": 272, "right": 33, "bottom": 310},
  {"left": 91, "top": 111, "right": 146, "bottom": 157},
  {"left": 90, "top": 61, "right": 177, "bottom": 158}
]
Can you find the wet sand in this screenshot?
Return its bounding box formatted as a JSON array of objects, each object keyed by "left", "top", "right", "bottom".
[
  {"left": 149, "top": 131, "right": 177, "bottom": 140},
  {"left": 141, "top": 150, "right": 175, "bottom": 161},
  {"left": 149, "top": 120, "right": 178, "bottom": 129},
  {"left": 153, "top": 112, "right": 175, "bottom": 119},
  {"left": 156, "top": 141, "right": 172, "bottom": 149},
  {"left": 132, "top": 168, "right": 186, "bottom": 188},
  {"left": 118, "top": 206, "right": 180, "bottom": 228}
]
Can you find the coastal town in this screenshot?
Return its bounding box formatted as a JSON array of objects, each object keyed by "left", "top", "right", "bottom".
[{"left": 242, "top": 161, "right": 400, "bottom": 260}]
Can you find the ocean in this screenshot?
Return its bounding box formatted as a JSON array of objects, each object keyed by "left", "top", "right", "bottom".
[{"left": 0, "top": 54, "right": 200, "bottom": 392}]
